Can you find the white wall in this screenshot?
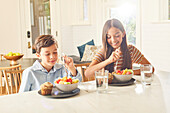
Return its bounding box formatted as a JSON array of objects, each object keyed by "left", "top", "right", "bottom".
[
  {"left": 72, "top": 25, "right": 98, "bottom": 56},
  {"left": 142, "top": 23, "right": 170, "bottom": 72},
  {"left": 60, "top": 0, "right": 99, "bottom": 56},
  {"left": 141, "top": 0, "right": 170, "bottom": 72},
  {"left": 0, "top": 0, "right": 22, "bottom": 54}
]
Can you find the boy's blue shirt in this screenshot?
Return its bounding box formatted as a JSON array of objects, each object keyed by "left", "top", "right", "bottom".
[{"left": 19, "top": 60, "right": 82, "bottom": 93}]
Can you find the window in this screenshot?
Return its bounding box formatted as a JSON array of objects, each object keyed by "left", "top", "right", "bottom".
[
  {"left": 83, "top": 0, "right": 88, "bottom": 21},
  {"left": 169, "top": 0, "right": 170, "bottom": 19},
  {"left": 110, "top": 2, "right": 137, "bottom": 46}
]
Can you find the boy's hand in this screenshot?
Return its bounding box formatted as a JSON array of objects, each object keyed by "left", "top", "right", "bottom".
[
  {"left": 63, "top": 55, "right": 77, "bottom": 76},
  {"left": 63, "top": 56, "right": 74, "bottom": 68}
]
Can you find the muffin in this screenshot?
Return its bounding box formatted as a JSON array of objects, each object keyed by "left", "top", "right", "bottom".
[
  {"left": 108, "top": 73, "right": 114, "bottom": 84},
  {"left": 40, "top": 82, "right": 53, "bottom": 95}
]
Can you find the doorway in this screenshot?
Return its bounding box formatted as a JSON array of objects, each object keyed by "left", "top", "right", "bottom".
[
  {"left": 30, "top": 0, "right": 51, "bottom": 53},
  {"left": 20, "top": 0, "right": 61, "bottom": 58}
]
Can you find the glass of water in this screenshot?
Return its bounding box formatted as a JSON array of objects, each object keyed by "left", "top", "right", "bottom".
[
  {"left": 95, "top": 69, "right": 108, "bottom": 93},
  {"left": 140, "top": 64, "right": 153, "bottom": 85}
]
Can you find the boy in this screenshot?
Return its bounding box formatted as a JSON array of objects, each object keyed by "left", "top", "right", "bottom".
[{"left": 19, "top": 35, "right": 82, "bottom": 92}]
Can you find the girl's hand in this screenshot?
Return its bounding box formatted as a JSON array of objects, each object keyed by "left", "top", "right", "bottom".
[{"left": 108, "top": 48, "right": 121, "bottom": 63}]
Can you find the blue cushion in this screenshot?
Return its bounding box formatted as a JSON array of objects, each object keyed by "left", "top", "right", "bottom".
[{"left": 77, "top": 39, "right": 95, "bottom": 60}]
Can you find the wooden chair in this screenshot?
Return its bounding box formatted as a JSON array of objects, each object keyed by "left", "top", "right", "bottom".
[
  {"left": 0, "top": 71, "right": 3, "bottom": 94},
  {"left": 0, "top": 54, "right": 4, "bottom": 61},
  {"left": 0, "top": 64, "right": 23, "bottom": 95},
  {"left": 74, "top": 62, "right": 95, "bottom": 82},
  {"left": 68, "top": 55, "right": 94, "bottom": 82},
  {"left": 82, "top": 66, "right": 95, "bottom": 82}
]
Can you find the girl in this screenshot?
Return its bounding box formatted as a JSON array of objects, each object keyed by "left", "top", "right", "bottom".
[
  {"left": 85, "top": 18, "right": 154, "bottom": 78},
  {"left": 19, "top": 35, "right": 82, "bottom": 92}
]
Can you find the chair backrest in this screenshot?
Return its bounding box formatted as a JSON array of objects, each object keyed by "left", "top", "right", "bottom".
[
  {"left": 74, "top": 62, "right": 95, "bottom": 82},
  {"left": 0, "top": 54, "right": 4, "bottom": 61},
  {"left": 0, "top": 64, "right": 23, "bottom": 95},
  {"left": 82, "top": 67, "right": 95, "bottom": 82}
]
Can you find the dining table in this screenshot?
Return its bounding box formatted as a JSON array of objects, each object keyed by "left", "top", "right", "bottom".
[{"left": 0, "top": 70, "right": 169, "bottom": 113}]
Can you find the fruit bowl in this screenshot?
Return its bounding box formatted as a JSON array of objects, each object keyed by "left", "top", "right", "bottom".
[
  {"left": 55, "top": 83, "right": 78, "bottom": 92},
  {"left": 3, "top": 54, "right": 24, "bottom": 65},
  {"left": 113, "top": 74, "right": 133, "bottom": 82},
  {"left": 4, "top": 54, "right": 24, "bottom": 61},
  {"left": 112, "top": 69, "right": 133, "bottom": 83},
  {"left": 54, "top": 77, "right": 79, "bottom": 92}
]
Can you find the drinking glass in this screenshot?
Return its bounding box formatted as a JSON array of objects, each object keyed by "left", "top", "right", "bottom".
[
  {"left": 140, "top": 64, "right": 153, "bottom": 85},
  {"left": 95, "top": 70, "right": 108, "bottom": 93}
]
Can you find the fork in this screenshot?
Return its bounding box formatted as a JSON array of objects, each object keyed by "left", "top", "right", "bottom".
[{"left": 62, "top": 53, "right": 68, "bottom": 77}]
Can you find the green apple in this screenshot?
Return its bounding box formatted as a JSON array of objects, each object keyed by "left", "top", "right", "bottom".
[
  {"left": 15, "top": 53, "right": 21, "bottom": 56},
  {"left": 13, "top": 53, "right": 16, "bottom": 56},
  {"left": 7, "top": 52, "right": 13, "bottom": 56}
]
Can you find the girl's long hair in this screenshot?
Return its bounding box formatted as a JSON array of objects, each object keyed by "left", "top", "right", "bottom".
[{"left": 102, "top": 19, "right": 132, "bottom": 73}]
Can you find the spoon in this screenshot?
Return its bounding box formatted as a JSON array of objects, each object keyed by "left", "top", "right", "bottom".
[{"left": 62, "top": 53, "right": 68, "bottom": 77}]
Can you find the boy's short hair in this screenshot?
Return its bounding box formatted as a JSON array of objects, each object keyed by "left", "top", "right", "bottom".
[{"left": 34, "top": 35, "right": 58, "bottom": 53}]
